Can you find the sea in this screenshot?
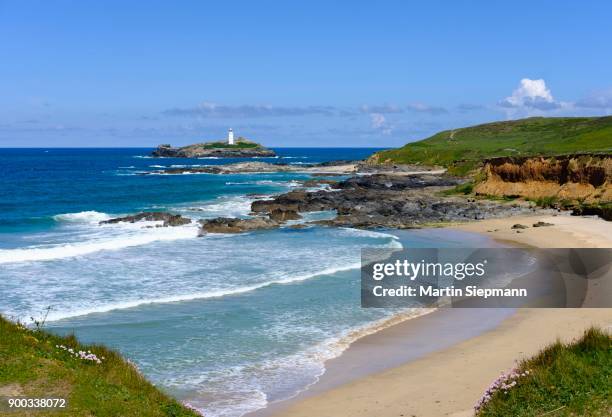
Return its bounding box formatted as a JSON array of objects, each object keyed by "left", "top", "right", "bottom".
[{"left": 0, "top": 148, "right": 494, "bottom": 417}]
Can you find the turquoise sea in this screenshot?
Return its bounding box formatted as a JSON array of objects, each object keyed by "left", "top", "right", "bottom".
[{"left": 0, "top": 148, "right": 493, "bottom": 417}]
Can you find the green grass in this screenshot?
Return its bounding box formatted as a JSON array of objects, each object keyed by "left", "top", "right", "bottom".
[
  {"left": 439, "top": 182, "right": 475, "bottom": 196},
  {"left": 198, "top": 141, "right": 259, "bottom": 149},
  {"left": 527, "top": 196, "right": 560, "bottom": 208},
  {"left": 0, "top": 316, "right": 200, "bottom": 417},
  {"left": 477, "top": 327, "right": 611, "bottom": 417},
  {"left": 372, "top": 116, "right": 612, "bottom": 175}
]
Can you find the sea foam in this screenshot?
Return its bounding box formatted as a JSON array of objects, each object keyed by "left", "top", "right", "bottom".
[
  {"left": 0, "top": 224, "right": 199, "bottom": 264},
  {"left": 41, "top": 261, "right": 364, "bottom": 322},
  {"left": 53, "top": 211, "right": 111, "bottom": 223}
]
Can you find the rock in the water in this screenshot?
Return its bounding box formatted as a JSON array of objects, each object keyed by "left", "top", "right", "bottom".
[
  {"left": 301, "top": 179, "right": 339, "bottom": 188},
  {"left": 152, "top": 139, "right": 276, "bottom": 158},
  {"left": 268, "top": 208, "right": 301, "bottom": 221},
  {"left": 199, "top": 217, "right": 279, "bottom": 234},
  {"left": 100, "top": 212, "right": 191, "bottom": 227}
]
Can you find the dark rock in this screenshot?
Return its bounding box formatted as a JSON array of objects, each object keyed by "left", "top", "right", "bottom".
[
  {"left": 268, "top": 208, "right": 301, "bottom": 221},
  {"left": 199, "top": 217, "right": 279, "bottom": 234},
  {"left": 571, "top": 205, "right": 612, "bottom": 221},
  {"left": 533, "top": 221, "right": 554, "bottom": 227},
  {"left": 100, "top": 212, "right": 191, "bottom": 227},
  {"left": 336, "top": 174, "right": 461, "bottom": 191},
  {"left": 251, "top": 190, "right": 310, "bottom": 213},
  {"left": 248, "top": 173, "right": 548, "bottom": 229},
  {"left": 317, "top": 160, "right": 358, "bottom": 167},
  {"left": 511, "top": 224, "right": 529, "bottom": 229}
]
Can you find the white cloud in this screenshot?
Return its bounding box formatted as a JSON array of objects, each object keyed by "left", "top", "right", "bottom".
[
  {"left": 500, "top": 78, "right": 564, "bottom": 111},
  {"left": 370, "top": 113, "right": 386, "bottom": 128},
  {"left": 369, "top": 113, "right": 393, "bottom": 135}
]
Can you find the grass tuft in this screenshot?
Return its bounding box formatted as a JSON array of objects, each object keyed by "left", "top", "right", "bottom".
[{"left": 476, "top": 327, "right": 612, "bottom": 417}]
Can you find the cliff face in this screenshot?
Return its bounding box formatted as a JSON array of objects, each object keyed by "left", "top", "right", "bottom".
[{"left": 474, "top": 154, "right": 612, "bottom": 203}]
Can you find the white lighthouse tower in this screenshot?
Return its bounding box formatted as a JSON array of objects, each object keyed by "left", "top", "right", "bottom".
[{"left": 227, "top": 128, "right": 235, "bottom": 145}]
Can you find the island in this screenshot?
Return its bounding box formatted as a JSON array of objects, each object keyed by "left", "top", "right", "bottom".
[{"left": 152, "top": 129, "right": 276, "bottom": 158}]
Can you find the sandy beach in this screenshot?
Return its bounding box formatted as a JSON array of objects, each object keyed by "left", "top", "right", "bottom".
[{"left": 264, "top": 213, "right": 612, "bottom": 417}]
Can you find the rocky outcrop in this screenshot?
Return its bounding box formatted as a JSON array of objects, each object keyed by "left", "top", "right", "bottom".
[
  {"left": 474, "top": 154, "right": 612, "bottom": 204},
  {"left": 152, "top": 139, "right": 276, "bottom": 158},
  {"left": 100, "top": 212, "right": 191, "bottom": 227},
  {"left": 199, "top": 217, "right": 279, "bottom": 234},
  {"left": 250, "top": 174, "right": 543, "bottom": 229},
  {"left": 336, "top": 174, "right": 459, "bottom": 190},
  {"left": 268, "top": 208, "right": 301, "bottom": 221}
]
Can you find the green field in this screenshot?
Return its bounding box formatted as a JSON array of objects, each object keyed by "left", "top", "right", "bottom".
[
  {"left": 0, "top": 316, "right": 199, "bottom": 417},
  {"left": 477, "top": 327, "right": 611, "bottom": 417},
  {"left": 372, "top": 116, "right": 612, "bottom": 174}
]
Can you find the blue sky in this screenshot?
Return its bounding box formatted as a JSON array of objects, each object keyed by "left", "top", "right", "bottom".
[{"left": 1, "top": 0, "right": 611, "bottom": 147}]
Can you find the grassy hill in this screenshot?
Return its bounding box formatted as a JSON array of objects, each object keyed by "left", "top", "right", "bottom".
[
  {"left": 371, "top": 116, "right": 612, "bottom": 175},
  {"left": 0, "top": 316, "right": 200, "bottom": 417}
]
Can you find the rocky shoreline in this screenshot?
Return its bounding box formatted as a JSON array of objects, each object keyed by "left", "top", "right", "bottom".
[
  {"left": 248, "top": 174, "right": 544, "bottom": 230},
  {"left": 102, "top": 167, "right": 550, "bottom": 234}
]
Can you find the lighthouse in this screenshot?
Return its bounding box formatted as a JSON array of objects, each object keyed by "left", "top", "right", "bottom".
[{"left": 227, "top": 128, "right": 234, "bottom": 145}]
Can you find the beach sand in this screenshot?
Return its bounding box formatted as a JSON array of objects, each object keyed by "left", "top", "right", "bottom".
[{"left": 264, "top": 213, "right": 612, "bottom": 417}]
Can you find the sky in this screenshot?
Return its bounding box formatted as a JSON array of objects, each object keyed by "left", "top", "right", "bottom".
[{"left": 1, "top": 0, "right": 611, "bottom": 147}]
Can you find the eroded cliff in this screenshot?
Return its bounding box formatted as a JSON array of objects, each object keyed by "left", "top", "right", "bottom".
[{"left": 474, "top": 154, "right": 612, "bottom": 204}]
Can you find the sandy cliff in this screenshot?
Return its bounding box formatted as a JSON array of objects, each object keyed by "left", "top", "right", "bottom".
[{"left": 474, "top": 154, "right": 612, "bottom": 204}]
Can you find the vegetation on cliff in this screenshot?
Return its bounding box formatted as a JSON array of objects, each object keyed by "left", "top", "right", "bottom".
[
  {"left": 153, "top": 138, "right": 275, "bottom": 158},
  {"left": 194, "top": 139, "right": 260, "bottom": 149},
  {"left": 476, "top": 327, "right": 611, "bottom": 417},
  {"left": 0, "top": 315, "right": 200, "bottom": 417},
  {"left": 371, "top": 116, "right": 612, "bottom": 175}
]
